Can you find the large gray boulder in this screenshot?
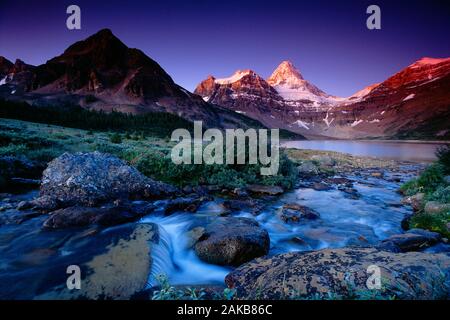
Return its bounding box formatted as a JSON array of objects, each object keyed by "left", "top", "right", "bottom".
[
  {"left": 193, "top": 217, "right": 270, "bottom": 266},
  {"left": 37, "top": 152, "right": 177, "bottom": 209},
  {"left": 225, "top": 247, "right": 450, "bottom": 300}
]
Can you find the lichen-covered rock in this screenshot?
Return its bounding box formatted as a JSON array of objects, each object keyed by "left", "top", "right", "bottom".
[
  {"left": 38, "top": 152, "right": 177, "bottom": 209},
  {"left": 424, "top": 201, "right": 450, "bottom": 215},
  {"left": 34, "top": 223, "right": 158, "bottom": 300},
  {"left": 193, "top": 217, "right": 270, "bottom": 266},
  {"left": 297, "top": 161, "right": 319, "bottom": 176},
  {"left": 401, "top": 193, "right": 425, "bottom": 211},
  {"left": 225, "top": 247, "right": 450, "bottom": 300},
  {"left": 310, "top": 155, "right": 336, "bottom": 167}
]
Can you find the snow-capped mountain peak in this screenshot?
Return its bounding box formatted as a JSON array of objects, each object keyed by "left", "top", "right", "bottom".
[
  {"left": 347, "top": 83, "right": 380, "bottom": 102},
  {"left": 267, "top": 60, "right": 304, "bottom": 86},
  {"left": 267, "top": 60, "right": 340, "bottom": 106},
  {"left": 412, "top": 57, "right": 450, "bottom": 67},
  {"left": 215, "top": 69, "right": 256, "bottom": 85}
]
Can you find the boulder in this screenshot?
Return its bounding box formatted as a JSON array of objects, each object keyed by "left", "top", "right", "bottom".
[
  {"left": 37, "top": 152, "right": 177, "bottom": 209},
  {"left": 193, "top": 217, "right": 270, "bottom": 266},
  {"left": 164, "top": 196, "right": 209, "bottom": 215},
  {"left": 311, "top": 182, "right": 332, "bottom": 191},
  {"left": 0, "top": 156, "right": 44, "bottom": 190},
  {"left": 379, "top": 229, "right": 442, "bottom": 252},
  {"left": 402, "top": 193, "right": 425, "bottom": 211},
  {"left": 220, "top": 199, "right": 264, "bottom": 215},
  {"left": 297, "top": 161, "right": 319, "bottom": 176},
  {"left": 246, "top": 184, "right": 283, "bottom": 196},
  {"left": 278, "top": 203, "right": 320, "bottom": 223},
  {"left": 370, "top": 171, "right": 384, "bottom": 178},
  {"left": 310, "top": 155, "right": 336, "bottom": 167},
  {"left": 225, "top": 247, "right": 450, "bottom": 300},
  {"left": 42, "top": 202, "right": 155, "bottom": 229},
  {"left": 424, "top": 201, "right": 450, "bottom": 215},
  {"left": 34, "top": 223, "right": 158, "bottom": 300}
]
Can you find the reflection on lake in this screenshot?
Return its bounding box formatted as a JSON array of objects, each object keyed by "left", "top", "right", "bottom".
[{"left": 282, "top": 140, "right": 445, "bottom": 162}]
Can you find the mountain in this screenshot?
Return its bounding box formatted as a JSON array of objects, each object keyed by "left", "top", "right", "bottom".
[
  {"left": 0, "top": 57, "right": 14, "bottom": 78},
  {"left": 331, "top": 57, "right": 450, "bottom": 139},
  {"left": 195, "top": 58, "right": 450, "bottom": 139},
  {"left": 267, "top": 61, "right": 344, "bottom": 109},
  {"left": 195, "top": 61, "right": 346, "bottom": 135},
  {"left": 0, "top": 29, "right": 267, "bottom": 130}
]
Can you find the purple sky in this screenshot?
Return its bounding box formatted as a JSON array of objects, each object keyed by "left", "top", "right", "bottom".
[{"left": 1, "top": 0, "right": 449, "bottom": 96}]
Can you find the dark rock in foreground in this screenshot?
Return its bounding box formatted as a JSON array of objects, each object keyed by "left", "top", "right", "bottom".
[
  {"left": 225, "top": 247, "right": 450, "bottom": 300},
  {"left": 0, "top": 156, "right": 44, "bottom": 191},
  {"left": 378, "top": 229, "right": 442, "bottom": 252},
  {"left": 193, "top": 217, "right": 270, "bottom": 266},
  {"left": 43, "top": 202, "right": 156, "bottom": 229},
  {"left": 164, "top": 196, "right": 209, "bottom": 215},
  {"left": 37, "top": 152, "right": 178, "bottom": 209}
]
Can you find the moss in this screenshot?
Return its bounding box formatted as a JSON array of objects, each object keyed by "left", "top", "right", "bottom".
[{"left": 410, "top": 211, "right": 450, "bottom": 238}]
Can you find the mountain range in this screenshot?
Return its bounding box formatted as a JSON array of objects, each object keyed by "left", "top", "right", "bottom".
[
  {"left": 1, "top": 29, "right": 449, "bottom": 140},
  {"left": 196, "top": 57, "right": 450, "bottom": 139}
]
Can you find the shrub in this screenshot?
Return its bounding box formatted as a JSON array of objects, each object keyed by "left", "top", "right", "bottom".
[
  {"left": 0, "top": 143, "right": 28, "bottom": 156},
  {"left": 427, "top": 185, "right": 450, "bottom": 203},
  {"left": 410, "top": 211, "right": 450, "bottom": 238},
  {"left": 134, "top": 149, "right": 297, "bottom": 189},
  {"left": 436, "top": 144, "right": 450, "bottom": 174},
  {"left": 109, "top": 133, "right": 123, "bottom": 144}
]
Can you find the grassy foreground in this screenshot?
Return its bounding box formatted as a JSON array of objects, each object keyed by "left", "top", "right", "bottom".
[{"left": 0, "top": 118, "right": 297, "bottom": 190}]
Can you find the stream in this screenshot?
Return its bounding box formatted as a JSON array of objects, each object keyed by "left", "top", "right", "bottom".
[
  {"left": 141, "top": 167, "right": 419, "bottom": 287},
  {"left": 0, "top": 155, "right": 430, "bottom": 297}
]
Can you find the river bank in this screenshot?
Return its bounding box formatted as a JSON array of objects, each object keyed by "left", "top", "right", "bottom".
[
  {"left": 1, "top": 118, "right": 449, "bottom": 300},
  {"left": 1, "top": 147, "right": 449, "bottom": 299}
]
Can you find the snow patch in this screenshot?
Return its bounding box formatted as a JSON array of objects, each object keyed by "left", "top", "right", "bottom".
[
  {"left": 369, "top": 119, "right": 380, "bottom": 123},
  {"left": 350, "top": 119, "right": 363, "bottom": 127},
  {"left": 323, "top": 111, "right": 334, "bottom": 127},
  {"left": 215, "top": 70, "right": 253, "bottom": 85},
  {"left": 292, "top": 120, "right": 310, "bottom": 130},
  {"left": 414, "top": 57, "right": 450, "bottom": 66},
  {"left": 235, "top": 110, "right": 246, "bottom": 114},
  {"left": 403, "top": 94, "right": 415, "bottom": 101},
  {"left": 0, "top": 76, "right": 7, "bottom": 86}
]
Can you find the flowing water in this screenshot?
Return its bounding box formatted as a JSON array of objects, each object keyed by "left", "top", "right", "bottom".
[
  {"left": 141, "top": 168, "right": 417, "bottom": 286},
  {"left": 0, "top": 140, "right": 435, "bottom": 296}
]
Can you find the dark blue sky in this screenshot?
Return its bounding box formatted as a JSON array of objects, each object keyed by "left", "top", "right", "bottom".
[{"left": 1, "top": 0, "right": 449, "bottom": 96}]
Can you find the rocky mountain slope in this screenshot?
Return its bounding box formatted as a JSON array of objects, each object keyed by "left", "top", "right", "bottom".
[
  {"left": 0, "top": 29, "right": 267, "bottom": 130},
  {"left": 196, "top": 58, "right": 450, "bottom": 139}
]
